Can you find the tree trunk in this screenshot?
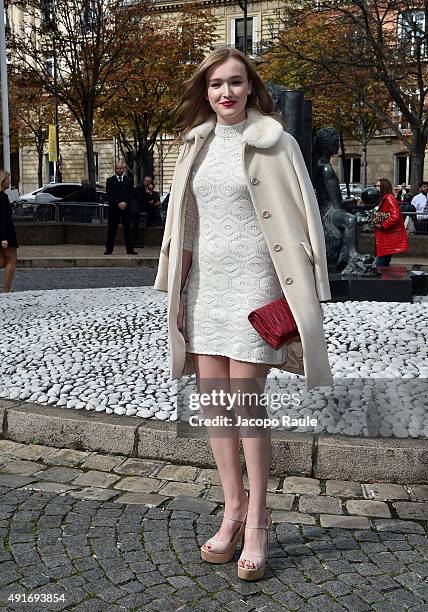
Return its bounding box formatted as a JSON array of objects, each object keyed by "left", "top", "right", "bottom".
[
  {"left": 409, "top": 130, "right": 427, "bottom": 194},
  {"left": 362, "top": 139, "right": 367, "bottom": 188},
  {"left": 38, "top": 151, "right": 43, "bottom": 187},
  {"left": 83, "top": 121, "right": 96, "bottom": 187}
]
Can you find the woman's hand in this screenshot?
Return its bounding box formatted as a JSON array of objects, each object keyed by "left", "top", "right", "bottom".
[
  {"left": 1, "top": 240, "right": 8, "bottom": 249},
  {"left": 177, "top": 297, "right": 187, "bottom": 341}
]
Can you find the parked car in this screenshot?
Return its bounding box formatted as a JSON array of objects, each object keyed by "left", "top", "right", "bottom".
[
  {"left": 14, "top": 184, "right": 109, "bottom": 222},
  {"left": 17, "top": 182, "right": 82, "bottom": 205}
]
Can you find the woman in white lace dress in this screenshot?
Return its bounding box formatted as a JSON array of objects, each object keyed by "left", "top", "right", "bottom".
[{"left": 156, "top": 48, "right": 332, "bottom": 581}]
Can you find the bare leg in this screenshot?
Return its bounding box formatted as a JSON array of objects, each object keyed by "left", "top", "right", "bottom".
[
  {"left": 192, "top": 354, "right": 248, "bottom": 551},
  {"left": 228, "top": 359, "right": 272, "bottom": 571},
  {"left": 3, "top": 248, "right": 17, "bottom": 293},
  {"left": 0, "top": 250, "right": 5, "bottom": 269}
]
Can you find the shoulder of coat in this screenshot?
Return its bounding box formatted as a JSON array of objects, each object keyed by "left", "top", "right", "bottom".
[{"left": 244, "top": 109, "right": 285, "bottom": 149}]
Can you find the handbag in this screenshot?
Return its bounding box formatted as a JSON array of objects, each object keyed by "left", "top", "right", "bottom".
[{"left": 248, "top": 297, "right": 299, "bottom": 350}]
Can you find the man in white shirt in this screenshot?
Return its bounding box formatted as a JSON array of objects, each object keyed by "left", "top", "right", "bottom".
[{"left": 411, "top": 181, "right": 428, "bottom": 234}]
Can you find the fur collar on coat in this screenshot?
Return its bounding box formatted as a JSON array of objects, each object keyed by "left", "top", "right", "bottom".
[{"left": 182, "top": 108, "right": 284, "bottom": 149}]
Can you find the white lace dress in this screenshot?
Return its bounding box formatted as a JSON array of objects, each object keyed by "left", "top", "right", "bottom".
[{"left": 182, "top": 118, "right": 287, "bottom": 365}]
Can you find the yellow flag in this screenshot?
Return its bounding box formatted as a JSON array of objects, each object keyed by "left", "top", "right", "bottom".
[{"left": 48, "top": 124, "right": 57, "bottom": 162}]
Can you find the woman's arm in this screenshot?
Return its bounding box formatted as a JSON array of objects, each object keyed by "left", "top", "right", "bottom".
[
  {"left": 181, "top": 182, "right": 198, "bottom": 294},
  {"left": 381, "top": 195, "right": 401, "bottom": 230},
  {"left": 0, "top": 194, "right": 8, "bottom": 241}
]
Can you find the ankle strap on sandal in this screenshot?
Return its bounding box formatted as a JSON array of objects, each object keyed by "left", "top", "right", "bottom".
[{"left": 223, "top": 513, "right": 247, "bottom": 523}]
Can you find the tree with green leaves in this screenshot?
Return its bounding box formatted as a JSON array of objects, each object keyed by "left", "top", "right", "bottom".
[
  {"left": 11, "top": 0, "right": 149, "bottom": 186},
  {"left": 97, "top": 5, "right": 217, "bottom": 185},
  {"left": 269, "top": 0, "right": 428, "bottom": 190}
]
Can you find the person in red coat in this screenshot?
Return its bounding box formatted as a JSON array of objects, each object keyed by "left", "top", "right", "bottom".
[{"left": 374, "top": 178, "right": 408, "bottom": 267}]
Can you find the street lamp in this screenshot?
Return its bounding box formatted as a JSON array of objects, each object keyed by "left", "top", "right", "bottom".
[
  {"left": 45, "top": 0, "right": 61, "bottom": 182},
  {"left": 0, "top": 0, "right": 10, "bottom": 173}
]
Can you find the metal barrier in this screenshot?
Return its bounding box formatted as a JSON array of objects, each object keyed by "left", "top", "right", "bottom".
[{"left": 13, "top": 202, "right": 109, "bottom": 224}]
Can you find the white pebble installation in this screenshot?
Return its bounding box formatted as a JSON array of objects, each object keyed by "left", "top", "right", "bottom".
[{"left": 0, "top": 287, "right": 426, "bottom": 439}]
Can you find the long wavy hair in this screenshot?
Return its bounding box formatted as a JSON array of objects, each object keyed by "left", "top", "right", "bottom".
[
  {"left": 378, "top": 178, "right": 393, "bottom": 200},
  {"left": 174, "top": 48, "right": 282, "bottom": 141},
  {"left": 0, "top": 169, "right": 10, "bottom": 191}
]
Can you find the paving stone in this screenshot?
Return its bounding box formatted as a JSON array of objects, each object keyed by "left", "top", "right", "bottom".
[
  {"left": 272, "top": 511, "right": 316, "bottom": 525},
  {"left": 195, "top": 468, "right": 221, "bottom": 485},
  {"left": 299, "top": 494, "right": 342, "bottom": 515},
  {"left": 80, "top": 454, "right": 126, "bottom": 472},
  {"left": 243, "top": 475, "right": 280, "bottom": 492},
  {"left": 1, "top": 459, "right": 47, "bottom": 476},
  {"left": 353, "top": 586, "right": 384, "bottom": 604},
  {"left": 283, "top": 476, "right": 321, "bottom": 495},
  {"left": 158, "top": 481, "right": 205, "bottom": 497},
  {"left": 166, "top": 495, "right": 217, "bottom": 514},
  {"left": 0, "top": 440, "right": 23, "bottom": 453},
  {"left": 0, "top": 474, "right": 36, "bottom": 488},
  {"left": 336, "top": 594, "right": 370, "bottom": 611},
  {"left": 155, "top": 464, "right": 199, "bottom": 482},
  {"left": 21, "top": 481, "right": 81, "bottom": 493},
  {"left": 113, "top": 458, "right": 164, "bottom": 477},
  {"left": 114, "top": 492, "right": 170, "bottom": 507},
  {"left": 114, "top": 476, "right": 161, "bottom": 493},
  {"left": 69, "top": 488, "right": 121, "bottom": 502},
  {"left": 346, "top": 499, "right": 391, "bottom": 518},
  {"left": 34, "top": 466, "right": 83, "bottom": 483},
  {"left": 10, "top": 444, "right": 56, "bottom": 461},
  {"left": 273, "top": 589, "right": 305, "bottom": 609},
  {"left": 320, "top": 515, "right": 371, "bottom": 529},
  {"left": 393, "top": 501, "right": 428, "bottom": 520},
  {"left": 72, "top": 470, "right": 121, "bottom": 488},
  {"left": 322, "top": 580, "right": 352, "bottom": 598},
  {"left": 385, "top": 587, "right": 425, "bottom": 608},
  {"left": 372, "top": 519, "right": 425, "bottom": 534},
  {"left": 266, "top": 492, "right": 294, "bottom": 511},
  {"left": 43, "top": 448, "right": 91, "bottom": 466},
  {"left": 363, "top": 483, "right": 410, "bottom": 501},
  {"left": 409, "top": 485, "right": 428, "bottom": 501},
  {"left": 205, "top": 485, "right": 224, "bottom": 503},
  {"left": 325, "top": 480, "right": 363, "bottom": 498}
]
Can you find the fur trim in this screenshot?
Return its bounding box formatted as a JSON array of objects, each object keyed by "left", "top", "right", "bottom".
[{"left": 182, "top": 108, "right": 283, "bottom": 149}]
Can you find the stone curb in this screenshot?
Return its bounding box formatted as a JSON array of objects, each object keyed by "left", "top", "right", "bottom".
[
  {"left": 1, "top": 400, "right": 427, "bottom": 483},
  {"left": 16, "top": 257, "right": 160, "bottom": 269}
]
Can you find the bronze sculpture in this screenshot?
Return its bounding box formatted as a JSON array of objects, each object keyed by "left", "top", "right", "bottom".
[{"left": 312, "top": 128, "right": 378, "bottom": 275}]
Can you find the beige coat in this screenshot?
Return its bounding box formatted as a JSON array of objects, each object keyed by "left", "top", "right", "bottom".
[{"left": 154, "top": 108, "right": 333, "bottom": 390}]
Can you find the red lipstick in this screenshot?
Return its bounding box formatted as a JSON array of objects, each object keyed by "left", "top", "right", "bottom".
[{"left": 221, "top": 101, "right": 236, "bottom": 107}]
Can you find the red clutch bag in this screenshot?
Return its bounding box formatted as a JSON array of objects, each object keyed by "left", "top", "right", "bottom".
[{"left": 248, "top": 298, "right": 299, "bottom": 350}]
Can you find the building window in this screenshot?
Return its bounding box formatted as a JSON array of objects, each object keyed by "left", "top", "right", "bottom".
[
  {"left": 232, "top": 17, "right": 256, "bottom": 54},
  {"left": 85, "top": 152, "right": 99, "bottom": 183},
  {"left": 341, "top": 156, "right": 361, "bottom": 184},
  {"left": 44, "top": 57, "right": 54, "bottom": 78},
  {"left": 395, "top": 154, "right": 411, "bottom": 186},
  {"left": 398, "top": 10, "right": 426, "bottom": 56},
  {"left": 82, "top": 1, "right": 98, "bottom": 32}
]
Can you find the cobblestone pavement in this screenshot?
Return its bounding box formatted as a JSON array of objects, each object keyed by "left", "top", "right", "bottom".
[
  {"left": 8, "top": 268, "right": 157, "bottom": 292},
  {"left": 0, "top": 440, "right": 427, "bottom": 611}
]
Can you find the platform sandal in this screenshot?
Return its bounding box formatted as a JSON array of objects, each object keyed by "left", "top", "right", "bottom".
[
  {"left": 237, "top": 511, "right": 272, "bottom": 581},
  {"left": 200, "top": 512, "right": 247, "bottom": 564}
]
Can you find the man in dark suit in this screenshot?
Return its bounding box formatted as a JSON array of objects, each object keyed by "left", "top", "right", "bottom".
[{"left": 104, "top": 161, "right": 137, "bottom": 255}]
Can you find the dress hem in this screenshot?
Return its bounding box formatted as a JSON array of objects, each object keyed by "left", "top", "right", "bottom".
[{"left": 185, "top": 348, "right": 286, "bottom": 367}]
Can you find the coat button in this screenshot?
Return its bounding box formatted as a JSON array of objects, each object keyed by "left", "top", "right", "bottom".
[
  {"left": 284, "top": 277, "right": 293, "bottom": 285},
  {"left": 250, "top": 176, "right": 259, "bottom": 185},
  {"left": 262, "top": 210, "right": 270, "bottom": 218},
  {"left": 273, "top": 243, "right": 282, "bottom": 252}
]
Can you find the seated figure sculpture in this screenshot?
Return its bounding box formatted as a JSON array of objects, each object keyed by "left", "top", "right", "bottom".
[{"left": 313, "top": 127, "right": 378, "bottom": 275}]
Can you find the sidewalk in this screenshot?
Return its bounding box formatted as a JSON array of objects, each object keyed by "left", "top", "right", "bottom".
[
  {"left": 16, "top": 245, "right": 428, "bottom": 269},
  {"left": 0, "top": 438, "right": 427, "bottom": 611},
  {"left": 17, "top": 245, "right": 161, "bottom": 268}
]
